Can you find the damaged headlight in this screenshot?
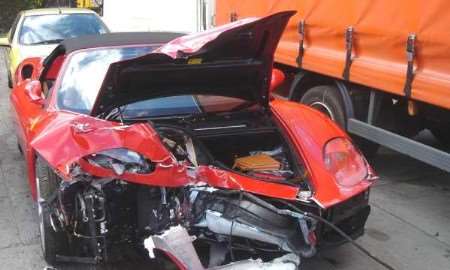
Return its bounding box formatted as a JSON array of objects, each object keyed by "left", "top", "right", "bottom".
[{"left": 85, "top": 148, "right": 154, "bottom": 175}]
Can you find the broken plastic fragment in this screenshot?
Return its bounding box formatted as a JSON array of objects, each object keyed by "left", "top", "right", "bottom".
[
  {"left": 211, "top": 254, "right": 300, "bottom": 270},
  {"left": 144, "top": 225, "right": 301, "bottom": 270},
  {"left": 144, "top": 237, "right": 156, "bottom": 259},
  {"left": 297, "top": 190, "right": 312, "bottom": 202},
  {"left": 71, "top": 122, "right": 94, "bottom": 133},
  {"left": 111, "top": 162, "right": 125, "bottom": 175}
]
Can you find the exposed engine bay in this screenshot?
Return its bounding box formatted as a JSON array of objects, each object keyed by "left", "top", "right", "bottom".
[
  {"left": 51, "top": 179, "right": 315, "bottom": 268},
  {"left": 153, "top": 110, "right": 303, "bottom": 183},
  {"left": 44, "top": 110, "right": 370, "bottom": 268}
]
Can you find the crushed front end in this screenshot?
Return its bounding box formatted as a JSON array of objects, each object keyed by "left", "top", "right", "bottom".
[
  {"left": 36, "top": 107, "right": 374, "bottom": 268},
  {"left": 29, "top": 10, "right": 376, "bottom": 269}
]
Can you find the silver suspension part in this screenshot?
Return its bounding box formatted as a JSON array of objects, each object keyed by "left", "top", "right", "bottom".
[{"left": 197, "top": 210, "right": 295, "bottom": 253}]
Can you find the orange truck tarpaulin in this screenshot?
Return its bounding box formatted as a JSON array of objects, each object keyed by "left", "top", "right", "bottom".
[{"left": 215, "top": 0, "right": 450, "bottom": 110}]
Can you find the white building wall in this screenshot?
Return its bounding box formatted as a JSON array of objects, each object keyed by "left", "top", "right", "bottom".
[{"left": 102, "top": 0, "right": 203, "bottom": 33}]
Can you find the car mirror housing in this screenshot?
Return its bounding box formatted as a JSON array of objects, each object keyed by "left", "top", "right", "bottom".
[
  {"left": 269, "top": 68, "right": 285, "bottom": 94},
  {"left": 0, "top": 36, "right": 10, "bottom": 47},
  {"left": 25, "top": 80, "right": 44, "bottom": 105}
]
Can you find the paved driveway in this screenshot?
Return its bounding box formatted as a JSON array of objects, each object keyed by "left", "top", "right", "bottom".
[{"left": 0, "top": 49, "right": 449, "bottom": 270}]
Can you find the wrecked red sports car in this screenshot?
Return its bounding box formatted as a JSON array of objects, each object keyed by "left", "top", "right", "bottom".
[{"left": 10, "top": 11, "right": 376, "bottom": 269}]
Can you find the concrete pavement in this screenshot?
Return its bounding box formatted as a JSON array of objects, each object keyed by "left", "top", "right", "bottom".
[{"left": 0, "top": 49, "right": 449, "bottom": 270}]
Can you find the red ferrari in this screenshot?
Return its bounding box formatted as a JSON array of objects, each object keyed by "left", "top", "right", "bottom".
[{"left": 10, "top": 11, "right": 376, "bottom": 269}]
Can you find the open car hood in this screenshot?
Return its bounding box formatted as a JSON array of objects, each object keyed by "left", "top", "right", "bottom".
[{"left": 90, "top": 11, "right": 295, "bottom": 116}]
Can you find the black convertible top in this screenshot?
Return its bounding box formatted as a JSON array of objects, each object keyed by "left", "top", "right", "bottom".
[
  {"left": 41, "top": 32, "right": 184, "bottom": 80},
  {"left": 59, "top": 32, "right": 184, "bottom": 54}
]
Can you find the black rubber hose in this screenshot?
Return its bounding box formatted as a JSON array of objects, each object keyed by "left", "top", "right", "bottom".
[
  {"left": 281, "top": 201, "right": 395, "bottom": 270},
  {"left": 205, "top": 189, "right": 395, "bottom": 270}
]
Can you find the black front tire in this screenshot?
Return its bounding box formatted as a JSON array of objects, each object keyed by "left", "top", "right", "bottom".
[
  {"left": 300, "top": 85, "right": 379, "bottom": 157},
  {"left": 431, "top": 127, "right": 450, "bottom": 147},
  {"left": 7, "top": 71, "right": 13, "bottom": 88},
  {"left": 35, "top": 157, "right": 67, "bottom": 265}
]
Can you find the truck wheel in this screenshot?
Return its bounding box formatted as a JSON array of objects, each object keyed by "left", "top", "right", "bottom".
[
  {"left": 431, "top": 127, "right": 450, "bottom": 147},
  {"left": 352, "top": 137, "right": 380, "bottom": 158},
  {"left": 300, "top": 85, "right": 379, "bottom": 157},
  {"left": 35, "top": 157, "right": 67, "bottom": 265},
  {"left": 300, "top": 85, "right": 347, "bottom": 126}
]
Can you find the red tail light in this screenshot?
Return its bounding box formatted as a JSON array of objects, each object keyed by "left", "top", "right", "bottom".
[{"left": 323, "top": 137, "right": 368, "bottom": 187}]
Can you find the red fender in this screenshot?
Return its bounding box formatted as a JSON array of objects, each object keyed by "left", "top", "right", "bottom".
[
  {"left": 14, "top": 57, "right": 43, "bottom": 86},
  {"left": 270, "top": 99, "right": 373, "bottom": 208}
]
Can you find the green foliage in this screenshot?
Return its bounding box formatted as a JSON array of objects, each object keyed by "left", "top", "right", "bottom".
[{"left": 0, "top": 0, "right": 43, "bottom": 34}]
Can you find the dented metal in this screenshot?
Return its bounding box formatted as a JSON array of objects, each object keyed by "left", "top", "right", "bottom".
[
  {"left": 145, "top": 226, "right": 300, "bottom": 270},
  {"left": 9, "top": 11, "right": 375, "bottom": 269}
]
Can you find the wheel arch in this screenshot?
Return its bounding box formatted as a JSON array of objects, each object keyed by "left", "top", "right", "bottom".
[{"left": 287, "top": 70, "right": 355, "bottom": 124}]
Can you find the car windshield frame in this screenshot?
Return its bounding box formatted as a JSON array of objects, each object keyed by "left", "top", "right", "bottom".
[
  {"left": 18, "top": 13, "right": 108, "bottom": 46},
  {"left": 55, "top": 46, "right": 257, "bottom": 118}
]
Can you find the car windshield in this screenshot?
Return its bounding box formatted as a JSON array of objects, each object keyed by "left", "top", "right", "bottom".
[
  {"left": 19, "top": 14, "right": 108, "bottom": 45},
  {"left": 58, "top": 47, "right": 254, "bottom": 117}
]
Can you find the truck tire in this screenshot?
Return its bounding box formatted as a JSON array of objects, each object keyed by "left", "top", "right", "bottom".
[
  {"left": 300, "top": 85, "right": 347, "bottom": 126},
  {"left": 431, "top": 127, "right": 450, "bottom": 147},
  {"left": 300, "top": 85, "right": 379, "bottom": 157},
  {"left": 35, "top": 157, "right": 67, "bottom": 265}
]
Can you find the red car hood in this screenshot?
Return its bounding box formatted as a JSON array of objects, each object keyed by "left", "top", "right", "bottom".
[{"left": 90, "top": 11, "right": 295, "bottom": 116}]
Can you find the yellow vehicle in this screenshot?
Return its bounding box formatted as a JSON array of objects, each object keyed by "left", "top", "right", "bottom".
[
  {"left": 0, "top": 8, "right": 108, "bottom": 88},
  {"left": 76, "top": 0, "right": 98, "bottom": 9}
]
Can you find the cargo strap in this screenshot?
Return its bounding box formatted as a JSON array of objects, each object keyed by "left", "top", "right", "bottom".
[
  {"left": 403, "top": 34, "right": 416, "bottom": 99},
  {"left": 230, "top": 12, "right": 238, "bottom": 22},
  {"left": 342, "top": 26, "right": 354, "bottom": 81},
  {"left": 296, "top": 20, "right": 306, "bottom": 68}
]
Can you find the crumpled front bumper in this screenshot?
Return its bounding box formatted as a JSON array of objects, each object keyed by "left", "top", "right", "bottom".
[
  {"left": 319, "top": 190, "right": 371, "bottom": 246},
  {"left": 144, "top": 225, "right": 301, "bottom": 270}
]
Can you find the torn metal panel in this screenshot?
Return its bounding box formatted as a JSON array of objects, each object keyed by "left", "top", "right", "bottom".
[
  {"left": 9, "top": 10, "right": 375, "bottom": 267},
  {"left": 145, "top": 225, "right": 300, "bottom": 270},
  {"left": 145, "top": 225, "right": 204, "bottom": 270},
  {"left": 211, "top": 254, "right": 300, "bottom": 270},
  {"left": 30, "top": 112, "right": 173, "bottom": 178}
]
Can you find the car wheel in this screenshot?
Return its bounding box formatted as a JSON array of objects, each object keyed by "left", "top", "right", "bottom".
[
  {"left": 300, "top": 85, "right": 379, "bottom": 157},
  {"left": 7, "top": 71, "right": 13, "bottom": 88},
  {"left": 35, "top": 157, "right": 67, "bottom": 265}
]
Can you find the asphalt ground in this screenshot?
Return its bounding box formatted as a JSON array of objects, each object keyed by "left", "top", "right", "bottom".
[{"left": 0, "top": 49, "right": 449, "bottom": 270}]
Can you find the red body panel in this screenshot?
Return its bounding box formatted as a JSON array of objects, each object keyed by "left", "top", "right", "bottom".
[
  {"left": 154, "top": 17, "right": 259, "bottom": 58},
  {"left": 271, "top": 100, "right": 373, "bottom": 207},
  {"left": 10, "top": 78, "right": 46, "bottom": 198},
  {"left": 14, "top": 57, "right": 43, "bottom": 86},
  {"left": 13, "top": 89, "right": 370, "bottom": 207}
]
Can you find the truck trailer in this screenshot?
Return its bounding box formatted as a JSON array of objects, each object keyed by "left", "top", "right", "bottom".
[{"left": 215, "top": 0, "right": 450, "bottom": 173}]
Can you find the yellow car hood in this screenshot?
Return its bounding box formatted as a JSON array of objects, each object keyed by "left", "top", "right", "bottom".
[
  {"left": 14, "top": 44, "right": 58, "bottom": 72},
  {"left": 18, "top": 44, "right": 58, "bottom": 61}
]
